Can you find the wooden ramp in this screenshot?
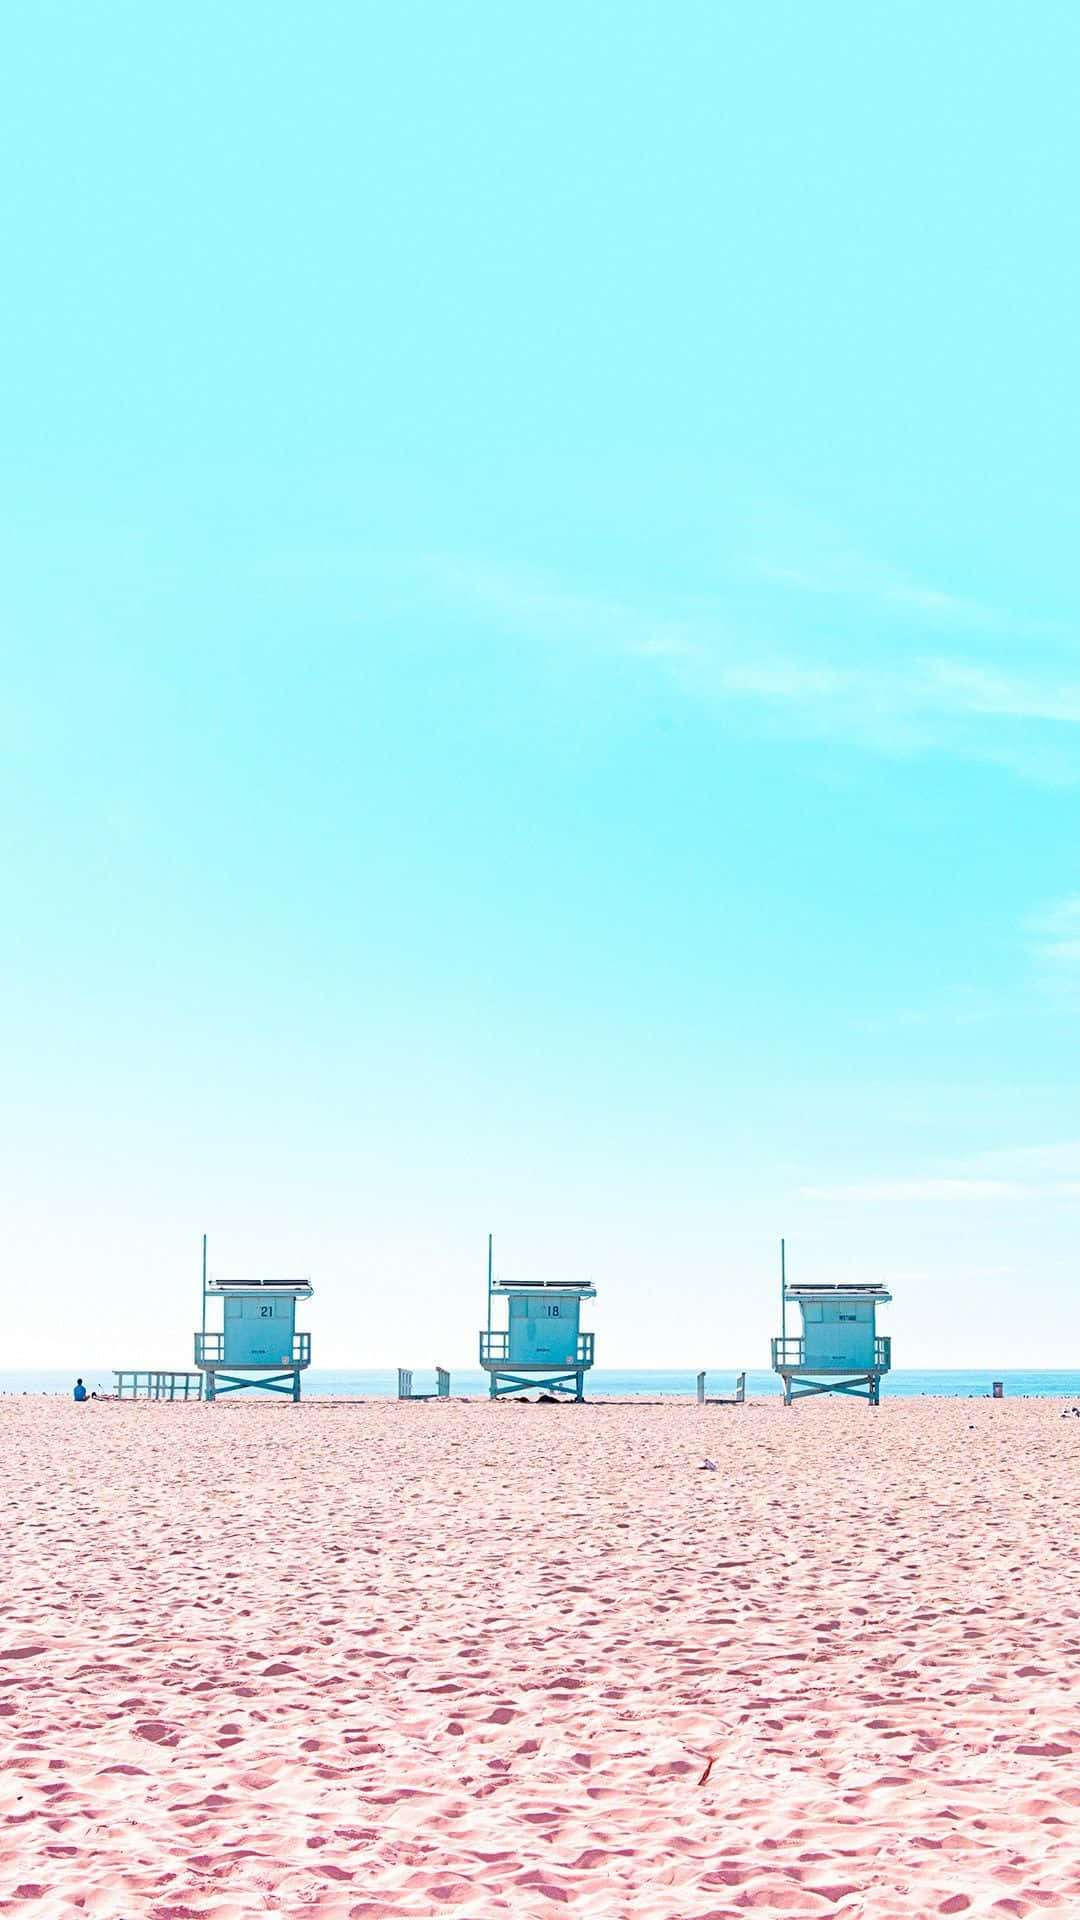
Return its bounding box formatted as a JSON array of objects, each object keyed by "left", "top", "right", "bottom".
[
  {"left": 398, "top": 1367, "right": 451, "bottom": 1400},
  {"left": 697, "top": 1370, "right": 746, "bottom": 1405}
]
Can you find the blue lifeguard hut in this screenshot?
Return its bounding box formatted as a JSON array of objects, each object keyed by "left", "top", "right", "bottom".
[
  {"left": 479, "top": 1235, "right": 596, "bottom": 1400},
  {"left": 771, "top": 1240, "right": 891, "bottom": 1405},
  {"left": 194, "top": 1236, "right": 313, "bottom": 1402}
]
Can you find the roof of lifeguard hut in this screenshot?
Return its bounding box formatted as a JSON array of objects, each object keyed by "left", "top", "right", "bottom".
[
  {"left": 492, "top": 1276, "right": 597, "bottom": 1298},
  {"left": 784, "top": 1281, "right": 891, "bottom": 1305},
  {"left": 209, "top": 1276, "right": 314, "bottom": 1298}
]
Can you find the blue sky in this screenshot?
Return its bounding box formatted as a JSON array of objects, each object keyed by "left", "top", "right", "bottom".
[{"left": 3, "top": 3, "right": 1080, "bottom": 1368}]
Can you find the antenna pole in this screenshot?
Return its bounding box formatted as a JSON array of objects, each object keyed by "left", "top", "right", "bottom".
[
  {"left": 487, "top": 1232, "right": 493, "bottom": 1333},
  {"left": 780, "top": 1237, "right": 786, "bottom": 1347},
  {"left": 201, "top": 1233, "right": 208, "bottom": 1337}
]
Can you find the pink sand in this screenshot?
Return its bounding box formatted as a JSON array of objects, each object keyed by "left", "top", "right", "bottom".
[{"left": 1, "top": 1397, "right": 1078, "bottom": 1918}]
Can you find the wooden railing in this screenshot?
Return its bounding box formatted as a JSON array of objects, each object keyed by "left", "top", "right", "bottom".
[
  {"left": 480, "top": 1331, "right": 594, "bottom": 1366},
  {"left": 195, "top": 1332, "right": 311, "bottom": 1366},
  {"left": 772, "top": 1336, "right": 891, "bottom": 1369},
  {"left": 113, "top": 1370, "right": 204, "bottom": 1400}
]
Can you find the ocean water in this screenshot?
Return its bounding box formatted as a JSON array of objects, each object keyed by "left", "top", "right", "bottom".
[{"left": 4, "top": 1366, "right": 1080, "bottom": 1399}]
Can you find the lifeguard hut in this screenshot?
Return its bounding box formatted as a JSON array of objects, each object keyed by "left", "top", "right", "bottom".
[
  {"left": 479, "top": 1235, "right": 596, "bottom": 1400},
  {"left": 194, "top": 1235, "right": 313, "bottom": 1402},
  {"left": 771, "top": 1240, "right": 891, "bottom": 1405}
]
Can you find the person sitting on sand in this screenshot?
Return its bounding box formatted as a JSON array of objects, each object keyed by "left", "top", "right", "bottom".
[{"left": 73, "top": 1378, "right": 88, "bottom": 1403}]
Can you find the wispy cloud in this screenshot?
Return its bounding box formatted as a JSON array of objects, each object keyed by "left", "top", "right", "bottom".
[
  {"left": 696, "top": 653, "right": 1080, "bottom": 779},
  {"left": 742, "top": 500, "right": 1069, "bottom": 643},
  {"left": 1028, "top": 896, "right": 1080, "bottom": 970},
  {"left": 418, "top": 553, "right": 1080, "bottom": 774},
  {"left": 801, "top": 1178, "right": 1030, "bottom": 1202},
  {"left": 924, "top": 660, "right": 1080, "bottom": 725},
  {"left": 966, "top": 1139, "right": 1080, "bottom": 1180},
  {"left": 265, "top": 536, "right": 1080, "bottom": 779},
  {"left": 748, "top": 554, "right": 1006, "bottom": 633},
  {"left": 802, "top": 1140, "right": 1080, "bottom": 1205},
  {"left": 1023, "top": 898, "right": 1080, "bottom": 1008}
]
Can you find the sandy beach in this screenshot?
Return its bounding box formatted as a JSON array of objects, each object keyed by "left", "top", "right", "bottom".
[{"left": 1, "top": 1396, "right": 1078, "bottom": 1919}]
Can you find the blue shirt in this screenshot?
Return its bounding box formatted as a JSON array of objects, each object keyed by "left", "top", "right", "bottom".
[{"left": 73, "top": 1384, "right": 87, "bottom": 1402}]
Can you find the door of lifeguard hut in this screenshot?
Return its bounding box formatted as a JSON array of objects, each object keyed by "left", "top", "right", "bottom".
[
  {"left": 507, "top": 1290, "right": 581, "bottom": 1368},
  {"left": 222, "top": 1291, "right": 297, "bottom": 1368},
  {"left": 799, "top": 1295, "right": 876, "bottom": 1371}
]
